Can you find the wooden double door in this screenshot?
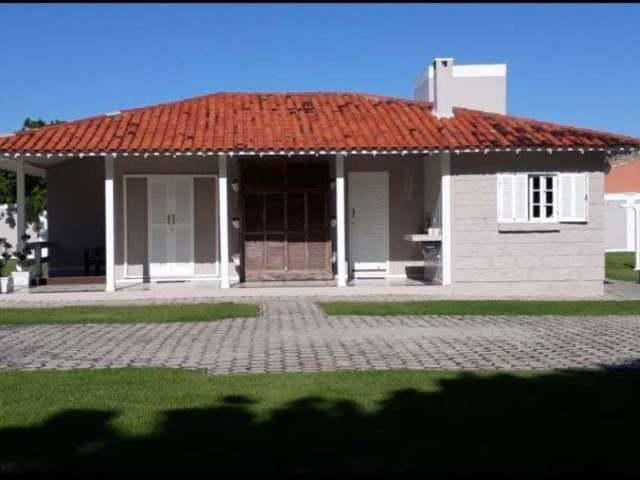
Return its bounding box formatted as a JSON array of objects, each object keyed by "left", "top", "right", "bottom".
[{"left": 242, "top": 158, "right": 333, "bottom": 281}]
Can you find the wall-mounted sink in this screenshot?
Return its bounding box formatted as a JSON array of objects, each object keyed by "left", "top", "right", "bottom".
[{"left": 404, "top": 233, "right": 442, "bottom": 242}]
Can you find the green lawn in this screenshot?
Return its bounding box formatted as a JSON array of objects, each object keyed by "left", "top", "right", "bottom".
[
  {"left": 606, "top": 252, "right": 638, "bottom": 282},
  {"left": 321, "top": 300, "right": 640, "bottom": 316},
  {"left": 0, "top": 303, "right": 258, "bottom": 325},
  {"left": 1, "top": 368, "right": 640, "bottom": 474},
  {"left": 1, "top": 259, "right": 17, "bottom": 277}
]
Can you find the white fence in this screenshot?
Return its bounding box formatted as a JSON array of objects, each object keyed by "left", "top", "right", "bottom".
[{"left": 605, "top": 193, "right": 640, "bottom": 252}]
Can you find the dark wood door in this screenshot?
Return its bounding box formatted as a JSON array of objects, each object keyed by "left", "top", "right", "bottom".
[{"left": 242, "top": 158, "right": 332, "bottom": 281}]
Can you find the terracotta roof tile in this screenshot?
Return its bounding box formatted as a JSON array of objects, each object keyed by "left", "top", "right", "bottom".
[{"left": 1, "top": 91, "right": 638, "bottom": 154}]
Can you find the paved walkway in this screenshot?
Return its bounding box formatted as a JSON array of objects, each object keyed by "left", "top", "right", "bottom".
[
  {"left": 2, "top": 300, "right": 640, "bottom": 373},
  {"left": 0, "top": 280, "right": 639, "bottom": 309}
]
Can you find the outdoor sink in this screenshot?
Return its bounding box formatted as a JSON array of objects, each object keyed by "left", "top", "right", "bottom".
[{"left": 403, "top": 233, "right": 442, "bottom": 242}]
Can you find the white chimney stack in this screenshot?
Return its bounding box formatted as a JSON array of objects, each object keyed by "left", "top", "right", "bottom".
[
  {"left": 415, "top": 58, "right": 507, "bottom": 115},
  {"left": 432, "top": 57, "right": 455, "bottom": 119}
]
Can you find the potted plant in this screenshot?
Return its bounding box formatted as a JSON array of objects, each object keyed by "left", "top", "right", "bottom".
[
  {"left": 0, "top": 239, "right": 14, "bottom": 293},
  {"left": 11, "top": 233, "right": 33, "bottom": 288}
]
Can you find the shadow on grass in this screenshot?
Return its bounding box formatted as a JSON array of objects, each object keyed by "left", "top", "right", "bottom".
[{"left": 2, "top": 369, "right": 640, "bottom": 475}]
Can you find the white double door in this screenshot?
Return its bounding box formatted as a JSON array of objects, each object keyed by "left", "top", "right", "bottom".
[
  {"left": 348, "top": 171, "right": 389, "bottom": 277},
  {"left": 148, "top": 176, "right": 194, "bottom": 277}
]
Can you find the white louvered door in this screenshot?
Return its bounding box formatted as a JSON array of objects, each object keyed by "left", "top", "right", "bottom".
[{"left": 148, "top": 176, "right": 194, "bottom": 277}]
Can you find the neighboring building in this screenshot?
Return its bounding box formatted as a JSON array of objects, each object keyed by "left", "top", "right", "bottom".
[
  {"left": 604, "top": 154, "right": 640, "bottom": 252},
  {"left": 0, "top": 57, "right": 638, "bottom": 296},
  {"left": 0, "top": 204, "right": 47, "bottom": 256}
]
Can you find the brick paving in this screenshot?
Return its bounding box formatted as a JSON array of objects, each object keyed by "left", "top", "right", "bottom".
[{"left": 2, "top": 300, "right": 640, "bottom": 373}]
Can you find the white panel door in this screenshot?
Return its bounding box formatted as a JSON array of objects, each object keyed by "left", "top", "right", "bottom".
[
  {"left": 171, "top": 177, "right": 194, "bottom": 275},
  {"left": 348, "top": 171, "right": 389, "bottom": 277},
  {"left": 148, "top": 177, "right": 172, "bottom": 277},
  {"left": 147, "top": 176, "right": 194, "bottom": 277}
]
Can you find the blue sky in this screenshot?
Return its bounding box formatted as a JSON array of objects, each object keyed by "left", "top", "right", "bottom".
[{"left": 1, "top": 3, "right": 639, "bottom": 136}]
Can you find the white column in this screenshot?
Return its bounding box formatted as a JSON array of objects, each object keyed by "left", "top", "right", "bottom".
[
  {"left": 218, "top": 154, "right": 230, "bottom": 289},
  {"left": 16, "top": 158, "right": 25, "bottom": 251},
  {"left": 441, "top": 152, "right": 452, "bottom": 285},
  {"left": 104, "top": 154, "right": 116, "bottom": 292},
  {"left": 335, "top": 153, "right": 347, "bottom": 286}
]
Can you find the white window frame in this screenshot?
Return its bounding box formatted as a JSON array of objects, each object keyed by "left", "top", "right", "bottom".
[{"left": 528, "top": 173, "right": 558, "bottom": 223}]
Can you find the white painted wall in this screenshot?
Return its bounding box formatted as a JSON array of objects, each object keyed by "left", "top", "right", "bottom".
[{"left": 0, "top": 204, "right": 47, "bottom": 256}]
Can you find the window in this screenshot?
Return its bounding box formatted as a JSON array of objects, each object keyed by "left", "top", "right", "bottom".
[
  {"left": 497, "top": 172, "right": 588, "bottom": 224},
  {"left": 529, "top": 175, "right": 557, "bottom": 222}
]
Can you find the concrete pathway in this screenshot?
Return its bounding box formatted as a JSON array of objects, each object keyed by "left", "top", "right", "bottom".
[
  {"left": 0, "top": 279, "right": 639, "bottom": 309},
  {"left": 2, "top": 300, "right": 640, "bottom": 373}
]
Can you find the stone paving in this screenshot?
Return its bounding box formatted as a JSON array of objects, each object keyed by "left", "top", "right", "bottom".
[{"left": 2, "top": 300, "right": 640, "bottom": 373}]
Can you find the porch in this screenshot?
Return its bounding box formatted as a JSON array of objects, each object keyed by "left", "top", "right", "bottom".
[{"left": 1, "top": 152, "right": 453, "bottom": 294}]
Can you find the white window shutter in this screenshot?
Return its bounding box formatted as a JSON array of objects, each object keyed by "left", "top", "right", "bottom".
[
  {"left": 574, "top": 173, "right": 588, "bottom": 221},
  {"left": 559, "top": 173, "right": 588, "bottom": 222},
  {"left": 497, "top": 174, "right": 514, "bottom": 222},
  {"left": 513, "top": 174, "right": 528, "bottom": 222},
  {"left": 498, "top": 174, "right": 528, "bottom": 222}
]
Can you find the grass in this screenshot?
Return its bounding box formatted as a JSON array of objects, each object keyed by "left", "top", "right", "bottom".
[
  {"left": 321, "top": 300, "right": 640, "bottom": 316},
  {"left": 1, "top": 259, "right": 17, "bottom": 277},
  {"left": 0, "top": 303, "right": 258, "bottom": 325},
  {"left": 2, "top": 368, "right": 640, "bottom": 474},
  {"left": 606, "top": 252, "right": 639, "bottom": 282},
  {"left": 1, "top": 259, "right": 48, "bottom": 277}
]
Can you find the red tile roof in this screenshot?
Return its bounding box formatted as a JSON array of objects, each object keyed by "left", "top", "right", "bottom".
[{"left": 1, "top": 92, "right": 639, "bottom": 154}]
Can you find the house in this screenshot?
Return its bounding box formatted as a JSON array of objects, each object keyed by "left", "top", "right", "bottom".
[
  {"left": 0, "top": 203, "right": 47, "bottom": 256},
  {"left": 0, "top": 57, "right": 638, "bottom": 296},
  {"left": 604, "top": 154, "right": 640, "bottom": 252}
]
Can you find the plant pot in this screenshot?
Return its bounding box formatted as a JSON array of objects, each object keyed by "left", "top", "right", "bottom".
[
  {"left": 0, "top": 276, "right": 13, "bottom": 294},
  {"left": 11, "top": 270, "right": 33, "bottom": 288}
]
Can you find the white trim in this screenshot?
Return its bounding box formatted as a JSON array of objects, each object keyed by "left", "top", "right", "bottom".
[
  {"left": 426, "top": 64, "right": 507, "bottom": 79},
  {"left": 123, "top": 175, "right": 128, "bottom": 277},
  {"left": 16, "top": 158, "right": 25, "bottom": 251},
  {"left": 335, "top": 153, "right": 347, "bottom": 286},
  {"left": 347, "top": 170, "right": 390, "bottom": 278},
  {"left": 441, "top": 152, "right": 452, "bottom": 285},
  {"left": 104, "top": 155, "right": 116, "bottom": 292},
  {"left": 2, "top": 146, "right": 635, "bottom": 161},
  {"left": 604, "top": 193, "right": 640, "bottom": 201},
  {"left": 218, "top": 154, "right": 230, "bottom": 289}
]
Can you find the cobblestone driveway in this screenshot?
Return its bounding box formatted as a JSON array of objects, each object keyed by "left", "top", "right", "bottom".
[{"left": 2, "top": 301, "right": 640, "bottom": 373}]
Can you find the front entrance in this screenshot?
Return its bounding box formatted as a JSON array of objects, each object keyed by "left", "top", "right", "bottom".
[
  {"left": 147, "top": 176, "right": 194, "bottom": 277},
  {"left": 241, "top": 158, "right": 332, "bottom": 281},
  {"left": 348, "top": 171, "right": 389, "bottom": 278}
]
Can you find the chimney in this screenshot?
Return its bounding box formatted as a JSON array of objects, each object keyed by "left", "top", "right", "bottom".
[
  {"left": 432, "top": 58, "right": 454, "bottom": 118},
  {"left": 414, "top": 59, "right": 507, "bottom": 114}
]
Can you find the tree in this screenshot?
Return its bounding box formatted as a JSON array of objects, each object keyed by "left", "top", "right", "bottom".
[{"left": 0, "top": 118, "right": 64, "bottom": 234}]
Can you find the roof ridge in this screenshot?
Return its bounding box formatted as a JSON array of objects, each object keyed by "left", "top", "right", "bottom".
[{"left": 8, "top": 91, "right": 433, "bottom": 137}]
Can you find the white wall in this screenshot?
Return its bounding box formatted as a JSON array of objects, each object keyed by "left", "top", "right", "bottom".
[
  {"left": 605, "top": 194, "right": 639, "bottom": 252},
  {"left": 0, "top": 203, "right": 47, "bottom": 256}
]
